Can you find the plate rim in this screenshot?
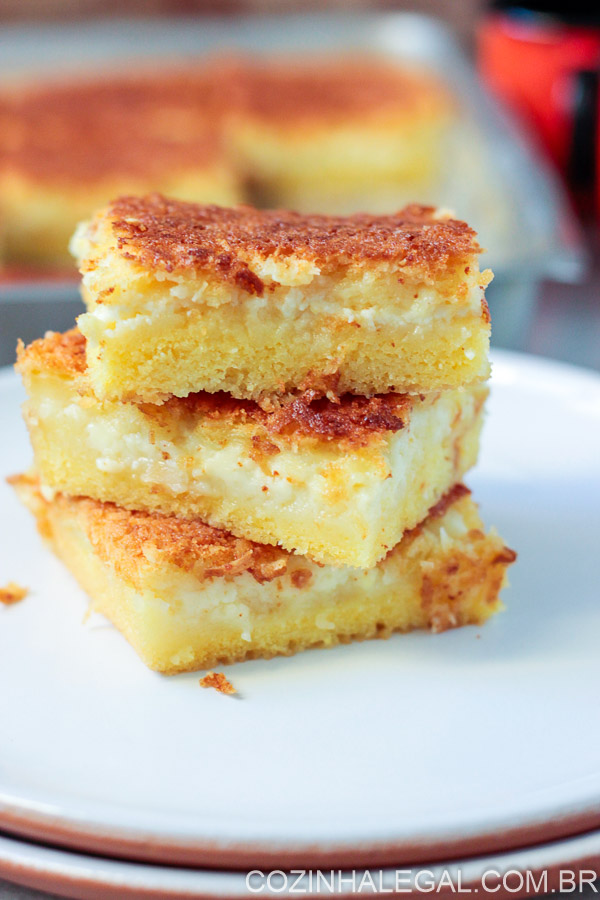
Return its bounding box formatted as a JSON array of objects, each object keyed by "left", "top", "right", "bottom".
[
  {"left": 2, "top": 823, "right": 600, "bottom": 900},
  {"left": 1, "top": 795, "right": 600, "bottom": 871}
]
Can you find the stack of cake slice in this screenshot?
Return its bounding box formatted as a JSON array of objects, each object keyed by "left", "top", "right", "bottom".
[{"left": 12, "top": 195, "right": 515, "bottom": 674}]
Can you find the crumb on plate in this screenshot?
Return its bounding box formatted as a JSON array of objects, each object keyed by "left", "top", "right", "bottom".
[
  {"left": 200, "top": 671, "right": 237, "bottom": 694},
  {"left": 0, "top": 581, "right": 29, "bottom": 605}
]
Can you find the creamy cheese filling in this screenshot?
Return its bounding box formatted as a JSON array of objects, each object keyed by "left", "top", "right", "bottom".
[
  {"left": 79, "top": 275, "right": 484, "bottom": 339},
  {"left": 29, "top": 377, "right": 482, "bottom": 564},
  {"left": 34, "top": 385, "right": 391, "bottom": 526}
]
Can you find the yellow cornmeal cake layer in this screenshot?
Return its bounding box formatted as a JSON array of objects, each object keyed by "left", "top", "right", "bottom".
[
  {"left": 0, "top": 70, "right": 242, "bottom": 266},
  {"left": 17, "top": 329, "right": 487, "bottom": 569},
  {"left": 72, "top": 195, "right": 492, "bottom": 403},
  {"left": 11, "top": 476, "right": 516, "bottom": 674},
  {"left": 229, "top": 57, "right": 454, "bottom": 214}
]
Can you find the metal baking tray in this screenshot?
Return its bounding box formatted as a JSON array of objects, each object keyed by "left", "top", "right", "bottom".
[{"left": 0, "top": 12, "right": 586, "bottom": 362}]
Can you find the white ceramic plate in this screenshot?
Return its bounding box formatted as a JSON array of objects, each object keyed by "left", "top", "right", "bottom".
[
  {"left": 0, "top": 350, "right": 599, "bottom": 868},
  {"left": 1, "top": 827, "right": 600, "bottom": 900}
]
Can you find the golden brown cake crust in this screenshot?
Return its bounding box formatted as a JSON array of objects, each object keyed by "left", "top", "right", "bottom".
[
  {"left": 16, "top": 329, "right": 87, "bottom": 378},
  {"left": 234, "top": 57, "right": 450, "bottom": 125},
  {"left": 1, "top": 71, "right": 227, "bottom": 184},
  {"left": 170, "top": 389, "right": 412, "bottom": 446},
  {"left": 1, "top": 58, "right": 449, "bottom": 184},
  {"left": 59, "top": 490, "right": 292, "bottom": 586},
  {"left": 100, "top": 194, "right": 481, "bottom": 289},
  {"left": 425, "top": 483, "right": 471, "bottom": 521},
  {"left": 254, "top": 390, "right": 412, "bottom": 444},
  {"left": 17, "top": 328, "right": 414, "bottom": 446}
]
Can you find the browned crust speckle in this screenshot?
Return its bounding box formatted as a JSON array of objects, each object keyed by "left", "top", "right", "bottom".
[
  {"left": 481, "top": 296, "right": 491, "bottom": 324},
  {"left": 199, "top": 671, "right": 237, "bottom": 694},
  {"left": 17, "top": 329, "right": 415, "bottom": 446},
  {"left": 0, "top": 581, "right": 28, "bottom": 605},
  {"left": 290, "top": 568, "right": 313, "bottom": 589},
  {"left": 99, "top": 194, "right": 480, "bottom": 287},
  {"left": 8, "top": 452, "right": 288, "bottom": 588},
  {"left": 395, "top": 484, "right": 473, "bottom": 554},
  {"left": 426, "top": 483, "right": 471, "bottom": 520},
  {"left": 491, "top": 547, "right": 518, "bottom": 565}
]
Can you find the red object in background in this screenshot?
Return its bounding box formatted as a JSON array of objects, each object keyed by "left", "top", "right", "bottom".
[{"left": 478, "top": 9, "right": 600, "bottom": 219}]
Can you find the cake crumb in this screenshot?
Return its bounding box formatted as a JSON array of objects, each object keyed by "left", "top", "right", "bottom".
[
  {"left": 0, "top": 582, "right": 28, "bottom": 605},
  {"left": 200, "top": 671, "right": 236, "bottom": 695}
]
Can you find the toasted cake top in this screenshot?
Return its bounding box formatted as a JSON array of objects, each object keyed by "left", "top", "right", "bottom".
[
  {"left": 234, "top": 57, "right": 451, "bottom": 126},
  {"left": 74, "top": 493, "right": 291, "bottom": 585},
  {"left": 79, "top": 194, "right": 481, "bottom": 289},
  {"left": 77, "top": 484, "right": 476, "bottom": 585},
  {"left": 8, "top": 471, "right": 290, "bottom": 585},
  {"left": 0, "top": 57, "right": 450, "bottom": 175},
  {"left": 1, "top": 57, "right": 451, "bottom": 186},
  {"left": 1, "top": 71, "right": 226, "bottom": 183},
  {"left": 16, "top": 329, "right": 87, "bottom": 379},
  {"left": 17, "top": 329, "right": 414, "bottom": 447}
]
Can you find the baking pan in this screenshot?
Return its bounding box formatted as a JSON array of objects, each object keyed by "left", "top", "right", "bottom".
[{"left": 0, "top": 12, "right": 586, "bottom": 360}]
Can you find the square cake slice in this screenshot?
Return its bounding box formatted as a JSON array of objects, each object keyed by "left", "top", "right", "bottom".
[
  {"left": 229, "top": 57, "right": 455, "bottom": 215},
  {"left": 0, "top": 72, "right": 241, "bottom": 267},
  {"left": 17, "top": 329, "right": 487, "bottom": 569},
  {"left": 71, "top": 195, "right": 492, "bottom": 403},
  {"left": 11, "top": 476, "right": 516, "bottom": 674}
]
